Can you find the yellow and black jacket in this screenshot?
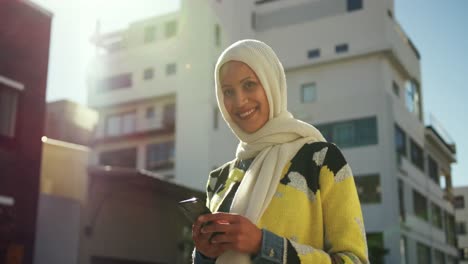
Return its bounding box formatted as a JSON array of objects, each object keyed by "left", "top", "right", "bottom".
[{"left": 200, "top": 142, "right": 368, "bottom": 264}]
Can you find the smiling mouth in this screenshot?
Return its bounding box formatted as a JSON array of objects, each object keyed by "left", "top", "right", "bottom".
[{"left": 237, "top": 107, "right": 257, "bottom": 119}]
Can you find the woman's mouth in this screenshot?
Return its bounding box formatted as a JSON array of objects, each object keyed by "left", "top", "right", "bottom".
[{"left": 237, "top": 107, "right": 257, "bottom": 119}]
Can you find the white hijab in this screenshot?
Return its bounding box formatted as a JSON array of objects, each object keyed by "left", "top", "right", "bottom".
[{"left": 214, "top": 39, "right": 325, "bottom": 263}]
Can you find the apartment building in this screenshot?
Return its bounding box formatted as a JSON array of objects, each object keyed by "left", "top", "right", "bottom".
[
  {"left": 0, "top": 1, "right": 52, "bottom": 263},
  {"left": 87, "top": 0, "right": 458, "bottom": 263},
  {"left": 454, "top": 186, "right": 468, "bottom": 263}
]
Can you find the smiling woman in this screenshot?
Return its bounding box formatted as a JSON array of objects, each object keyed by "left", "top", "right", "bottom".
[{"left": 192, "top": 39, "right": 369, "bottom": 264}]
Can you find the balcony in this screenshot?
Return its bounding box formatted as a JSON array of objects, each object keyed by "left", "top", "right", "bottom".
[{"left": 425, "top": 113, "right": 456, "bottom": 158}]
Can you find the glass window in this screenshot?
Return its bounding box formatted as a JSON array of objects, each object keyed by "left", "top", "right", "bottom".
[
  {"left": 434, "top": 250, "right": 445, "bottom": 264},
  {"left": 395, "top": 125, "right": 407, "bottom": 157},
  {"left": 335, "top": 43, "right": 349, "bottom": 53},
  {"left": 98, "top": 73, "right": 132, "bottom": 91},
  {"left": 146, "top": 141, "right": 175, "bottom": 171},
  {"left": 399, "top": 179, "right": 405, "bottom": 222},
  {"left": 146, "top": 107, "right": 155, "bottom": 119},
  {"left": 334, "top": 123, "right": 354, "bottom": 147},
  {"left": 143, "top": 68, "right": 154, "bottom": 80},
  {"left": 455, "top": 195, "right": 465, "bottom": 209},
  {"left": 445, "top": 212, "right": 456, "bottom": 246},
  {"left": 431, "top": 203, "right": 443, "bottom": 229},
  {"left": 315, "top": 117, "right": 378, "bottom": 149},
  {"left": 106, "top": 115, "right": 121, "bottom": 136},
  {"left": 165, "top": 20, "right": 177, "bottom": 38},
  {"left": 307, "top": 49, "right": 320, "bottom": 59},
  {"left": 410, "top": 138, "right": 424, "bottom": 171},
  {"left": 416, "top": 242, "right": 431, "bottom": 264},
  {"left": 163, "top": 103, "right": 176, "bottom": 127},
  {"left": 457, "top": 221, "right": 467, "bottom": 235},
  {"left": 166, "top": 63, "right": 177, "bottom": 75},
  {"left": 347, "top": 0, "right": 363, "bottom": 11},
  {"left": 367, "top": 232, "right": 385, "bottom": 264},
  {"left": 0, "top": 85, "right": 19, "bottom": 137},
  {"left": 405, "top": 80, "right": 421, "bottom": 119},
  {"left": 122, "top": 112, "right": 136, "bottom": 134},
  {"left": 355, "top": 174, "right": 381, "bottom": 204},
  {"left": 413, "top": 190, "right": 428, "bottom": 221},
  {"left": 301, "top": 83, "right": 317, "bottom": 103},
  {"left": 144, "top": 25, "right": 156, "bottom": 43},
  {"left": 99, "top": 148, "right": 137, "bottom": 168},
  {"left": 428, "top": 156, "right": 439, "bottom": 184}
]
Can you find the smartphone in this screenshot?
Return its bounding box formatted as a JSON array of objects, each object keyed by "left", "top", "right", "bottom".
[{"left": 178, "top": 197, "right": 212, "bottom": 223}]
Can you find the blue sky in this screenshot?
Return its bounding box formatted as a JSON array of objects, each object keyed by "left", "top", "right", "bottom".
[{"left": 34, "top": 0, "right": 467, "bottom": 186}]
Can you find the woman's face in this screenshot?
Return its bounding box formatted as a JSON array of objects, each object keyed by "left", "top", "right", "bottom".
[{"left": 220, "top": 61, "right": 270, "bottom": 133}]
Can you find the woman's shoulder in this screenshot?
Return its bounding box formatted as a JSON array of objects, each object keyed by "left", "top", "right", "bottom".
[
  {"left": 293, "top": 141, "right": 347, "bottom": 168},
  {"left": 209, "top": 159, "right": 235, "bottom": 179}
]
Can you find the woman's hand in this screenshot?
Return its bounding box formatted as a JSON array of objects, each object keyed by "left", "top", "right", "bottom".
[
  {"left": 192, "top": 214, "right": 225, "bottom": 258},
  {"left": 194, "top": 213, "right": 263, "bottom": 256}
]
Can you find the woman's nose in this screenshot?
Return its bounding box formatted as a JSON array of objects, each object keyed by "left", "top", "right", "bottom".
[{"left": 234, "top": 92, "right": 248, "bottom": 106}]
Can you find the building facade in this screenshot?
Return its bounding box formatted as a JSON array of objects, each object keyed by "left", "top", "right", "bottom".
[
  {"left": 0, "top": 0, "right": 52, "bottom": 263},
  {"left": 454, "top": 186, "right": 468, "bottom": 263},
  {"left": 45, "top": 100, "right": 99, "bottom": 146},
  {"left": 87, "top": 0, "right": 458, "bottom": 263}
]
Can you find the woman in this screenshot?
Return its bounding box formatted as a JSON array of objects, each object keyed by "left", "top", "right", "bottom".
[{"left": 192, "top": 39, "right": 368, "bottom": 264}]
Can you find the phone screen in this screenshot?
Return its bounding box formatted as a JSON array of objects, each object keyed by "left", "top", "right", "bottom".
[{"left": 178, "top": 197, "right": 211, "bottom": 223}]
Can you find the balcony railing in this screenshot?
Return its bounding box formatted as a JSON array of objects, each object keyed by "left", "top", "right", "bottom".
[{"left": 425, "top": 113, "right": 456, "bottom": 155}]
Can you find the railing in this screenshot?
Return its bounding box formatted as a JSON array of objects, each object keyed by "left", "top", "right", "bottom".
[{"left": 425, "top": 113, "right": 456, "bottom": 154}]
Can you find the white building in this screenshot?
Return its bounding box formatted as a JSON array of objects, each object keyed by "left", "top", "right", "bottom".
[
  {"left": 87, "top": 0, "right": 458, "bottom": 263},
  {"left": 454, "top": 186, "right": 468, "bottom": 263}
]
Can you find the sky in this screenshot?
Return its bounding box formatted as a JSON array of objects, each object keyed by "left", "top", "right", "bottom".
[{"left": 31, "top": 0, "right": 467, "bottom": 186}]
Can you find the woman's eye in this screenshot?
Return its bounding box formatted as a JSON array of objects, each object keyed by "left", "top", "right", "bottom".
[
  {"left": 244, "top": 81, "right": 256, "bottom": 89},
  {"left": 223, "top": 89, "right": 234, "bottom": 97}
]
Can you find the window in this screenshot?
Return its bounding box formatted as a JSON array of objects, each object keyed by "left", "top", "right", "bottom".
[
  {"left": 399, "top": 179, "right": 406, "bottom": 221},
  {"left": 455, "top": 195, "right": 465, "bottom": 209},
  {"left": 99, "top": 148, "right": 137, "bottom": 168},
  {"left": 163, "top": 103, "right": 176, "bottom": 127},
  {"left": 165, "top": 20, "right": 177, "bottom": 38},
  {"left": 445, "top": 212, "right": 456, "bottom": 246},
  {"left": 395, "top": 125, "right": 407, "bottom": 166},
  {"left": 0, "top": 85, "right": 19, "bottom": 138},
  {"left": 416, "top": 242, "right": 431, "bottom": 264},
  {"left": 461, "top": 248, "right": 468, "bottom": 260},
  {"left": 315, "top": 117, "right": 378, "bottom": 148},
  {"left": 457, "top": 221, "right": 467, "bottom": 235},
  {"left": 98, "top": 73, "right": 132, "bottom": 91},
  {"left": 144, "top": 25, "right": 156, "bottom": 43},
  {"left": 410, "top": 138, "right": 424, "bottom": 171},
  {"left": 405, "top": 80, "right": 421, "bottom": 119},
  {"left": 335, "top": 43, "right": 349, "bottom": 53},
  {"left": 105, "top": 112, "right": 136, "bottom": 136},
  {"left": 431, "top": 203, "right": 443, "bottom": 229},
  {"left": 367, "top": 233, "right": 385, "bottom": 264},
  {"left": 355, "top": 174, "right": 381, "bottom": 204},
  {"left": 301, "top": 83, "right": 317, "bottom": 103},
  {"left": 214, "top": 24, "right": 221, "bottom": 47},
  {"left": 146, "top": 141, "right": 175, "bottom": 171},
  {"left": 166, "top": 63, "right": 177, "bottom": 75},
  {"left": 428, "top": 156, "right": 439, "bottom": 184},
  {"left": 392, "top": 81, "right": 400, "bottom": 97},
  {"left": 143, "top": 68, "right": 154, "bottom": 80},
  {"left": 307, "top": 49, "right": 320, "bottom": 59},
  {"left": 413, "top": 190, "right": 428, "bottom": 221},
  {"left": 146, "top": 107, "right": 155, "bottom": 119},
  {"left": 434, "top": 250, "right": 445, "bottom": 264},
  {"left": 347, "top": 0, "right": 363, "bottom": 11}
]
